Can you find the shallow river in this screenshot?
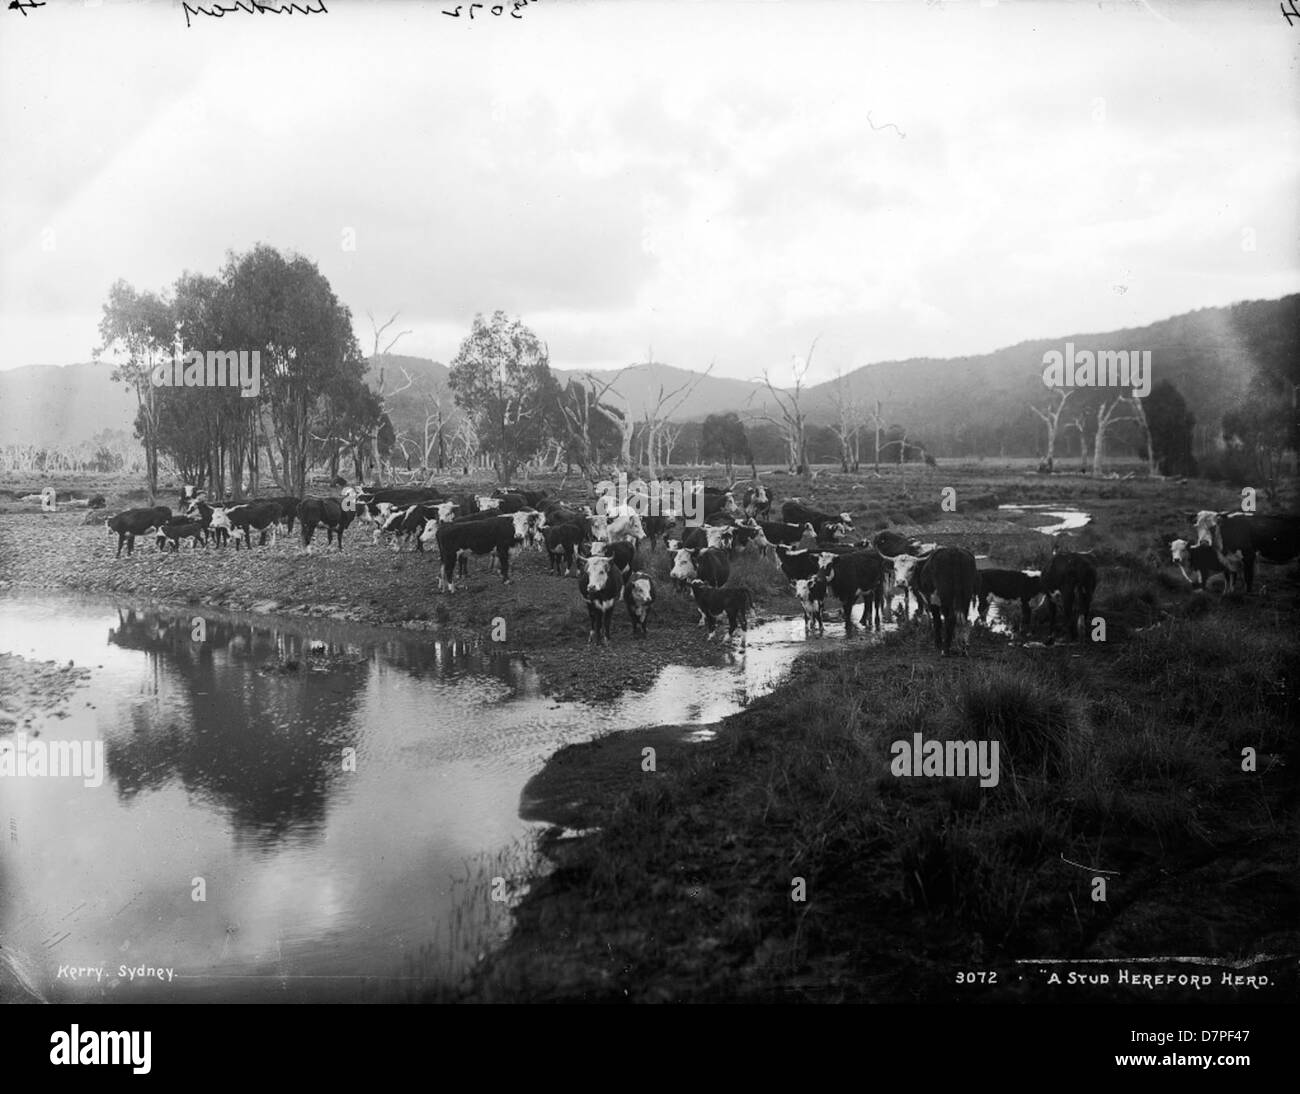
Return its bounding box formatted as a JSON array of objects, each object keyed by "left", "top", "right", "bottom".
[{"left": 0, "top": 592, "right": 861, "bottom": 1002}]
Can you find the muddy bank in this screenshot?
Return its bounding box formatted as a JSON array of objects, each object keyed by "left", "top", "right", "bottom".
[
  {"left": 0, "top": 510, "right": 786, "bottom": 704},
  {"left": 0, "top": 652, "right": 93, "bottom": 735}
]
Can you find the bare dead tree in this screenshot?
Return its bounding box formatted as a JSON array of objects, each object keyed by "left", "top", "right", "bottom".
[
  {"left": 366, "top": 311, "right": 414, "bottom": 482},
  {"left": 829, "top": 368, "right": 867, "bottom": 473},
  {"left": 1093, "top": 396, "right": 1140, "bottom": 476},
  {"left": 1125, "top": 392, "right": 1157, "bottom": 476},
  {"left": 1029, "top": 387, "right": 1074, "bottom": 473},
  {"left": 581, "top": 365, "right": 638, "bottom": 472},
  {"left": 640, "top": 359, "right": 714, "bottom": 479},
  {"left": 746, "top": 336, "right": 819, "bottom": 478}
]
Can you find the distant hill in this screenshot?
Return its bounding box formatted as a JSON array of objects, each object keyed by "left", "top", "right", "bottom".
[
  {"left": 0, "top": 362, "right": 138, "bottom": 449},
  {"left": 3, "top": 295, "right": 1294, "bottom": 459}
]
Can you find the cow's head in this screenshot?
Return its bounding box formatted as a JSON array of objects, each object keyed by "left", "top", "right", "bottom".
[
  {"left": 822, "top": 522, "right": 849, "bottom": 542},
  {"left": 816, "top": 551, "right": 839, "bottom": 579},
  {"left": 891, "top": 554, "right": 920, "bottom": 590},
  {"left": 511, "top": 511, "right": 533, "bottom": 543},
  {"left": 1169, "top": 538, "right": 1193, "bottom": 576},
  {"left": 704, "top": 526, "right": 734, "bottom": 551},
  {"left": 1192, "top": 510, "right": 1219, "bottom": 545},
  {"left": 628, "top": 573, "right": 654, "bottom": 608},
  {"left": 581, "top": 554, "right": 616, "bottom": 586},
  {"left": 670, "top": 548, "right": 698, "bottom": 583},
  {"left": 419, "top": 519, "right": 440, "bottom": 547},
  {"left": 477, "top": 496, "right": 501, "bottom": 513},
  {"left": 208, "top": 507, "right": 233, "bottom": 532},
  {"left": 794, "top": 576, "right": 826, "bottom": 609}
]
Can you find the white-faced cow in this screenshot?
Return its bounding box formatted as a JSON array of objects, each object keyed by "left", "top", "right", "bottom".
[
  {"left": 579, "top": 554, "right": 624, "bottom": 644},
  {"left": 624, "top": 571, "right": 656, "bottom": 637},
  {"left": 817, "top": 549, "right": 888, "bottom": 636},
  {"left": 743, "top": 482, "right": 772, "bottom": 520},
  {"left": 1191, "top": 510, "right": 1300, "bottom": 594},
  {"left": 1170, "top": 538, "right": 1229, "bottom": 591},
  {"left": 434, "top": 512, "right": 533, "bottom": 593},
  {"left": 794, "top": 575, "right": 828, "bottom": 636}
]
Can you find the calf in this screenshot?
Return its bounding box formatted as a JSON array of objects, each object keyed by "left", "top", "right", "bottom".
[
  {"left": 688, "top": 581, "right": 752, "bottom": 641},
  {"left": 794, "top": 575, "right": 827, "bottom": 636},
  {"left": 106, "top": 506, "right": 172, "bottom": 558},
  {"left": 817, "top": 550, "right": 888, "bottom": 636},
  {"left": 976, "top": 568, "right": 1044, "bottom": 632},
  {"left": 1170, "top": 538, "right": 1229, "bottom": 591},
  {"left": 623, "top": 571, "right": 656, "bottom": 636},
  {"left": 435, "top": 512, "right": 532, "bottom": 592},
  {"left": 578, "top": 554, "right": 624, "bottom": 643},
  {"left": 298, "top": 497, "right": 356, "bottom": 550},
  {"left": 1191, "top": 510, "right": 1300, "bottom": 594},
  {"left": 914, "top": 547, "right": 979, "bottom": 655},
  {"left": 155, "top": 519, "right": 206, "bottom": 552},
  {"left": 1041, "top": 548, "right": 1097, "bottom": 643}
]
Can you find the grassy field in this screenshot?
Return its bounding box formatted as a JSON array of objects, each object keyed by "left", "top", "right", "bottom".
[{"left": 4, "top": 462, "right": 1298, "bottom": 1002}]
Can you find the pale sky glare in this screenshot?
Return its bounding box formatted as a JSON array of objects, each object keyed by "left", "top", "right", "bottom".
[{"left": 1, "top": 0, "right": 1296, "bottom": 384}]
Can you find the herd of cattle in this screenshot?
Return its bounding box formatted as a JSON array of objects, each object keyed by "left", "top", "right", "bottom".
[{"left": 99, "top": 482, "right": 1300, "bottom": 654}]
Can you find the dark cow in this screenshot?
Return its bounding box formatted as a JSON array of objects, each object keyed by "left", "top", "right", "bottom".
[
  {"left": 623, "top": 571, "right": 656, "bottom": 637},
  {"left": 678, "top": 525, "right": 733, "bottom": 553},
  {"left": 487, "top": 492, "right": 530, "bottom": 514},
  {"left": 210, "top": 501, "right": 283, "bottom": 549},
  {"left": 758, "top": 520, "right": 816, "bottom": 550},
  {"left": 914, "top": 547, "right": 979, "bottom": 655},
  {"left": 641, "top": 513, "right": 676, "bottom": 552},
  {"left": 688, "top": 581, "right": 752, "bottom": 641},
  {"left": 817, "top": 549, "right": 889, "bottom": 636},
  {"left": 873, "top": 530, "right": 925, "bottom": 558},
  {"left": 699, "top": 487, "right": 741, "bottom": 521},
  {"left": 106, "top": 506, "right": 172, "bottom": 558},
  {"left": 976, "top": 569, "right": 1044, "bottom": 632},
  {"left": 1191, "top": 510, "right": 1300, "bottom": 594},
  {"left": 782, "top": 500, "right": 854, "bottom": 537},
  {"left": 794, "top": 575, "right": 828, "bottom": 636},
  {"left": 262, "top": 496, "right": 302, "bottom": 535},
  {"left": 743, "top": 482, "right": 773, "bottom": 520},
  {"left": 496, "top": 487, "right": 548, "bottom": 509},
  {"left": 435, "top": 512, "right": 533, "bottom": 592},
  {"left": 543, "top": 523, "right": 583, "bottom": 575},
  {"left": 1041, "top": 548, "right": 1097, "bottom": 643},
  {"left": 1170, "top": 538, "right": 1229, "bottom": 591},
  {"left": 578, "top": 554, "right": 624, "bottom": 643},
  {"left": 155, "top": 519, "right": 206, "bottom": 552},
  {"left": 298, "top": 497, "right": 356, "bottom": 550}
]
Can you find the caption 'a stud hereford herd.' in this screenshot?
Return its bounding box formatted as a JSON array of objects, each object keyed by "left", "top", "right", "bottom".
[{"left": 99, "top": 480, "right": 1300, "bottom": 654}]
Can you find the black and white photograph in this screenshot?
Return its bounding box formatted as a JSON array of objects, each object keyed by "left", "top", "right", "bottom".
[{"left": 1, "top": 0, "right": 1297, "bottom": 1040}]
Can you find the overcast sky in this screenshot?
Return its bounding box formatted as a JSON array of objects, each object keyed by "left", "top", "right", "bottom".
[{"left": 1, "top": 0, "right": 1296, "bottom": 385}]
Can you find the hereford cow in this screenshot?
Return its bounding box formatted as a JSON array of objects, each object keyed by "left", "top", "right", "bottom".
[
  {"left": 578, "top": 554, "right": 624, "bottom": 644},
  {"left": 794, "top": 575, "right": 828, "bottom": 636},
  {"left": 435, "top": 512, "right": 533, "bottom": 592},
  {"left": 817, "top": 549, "right": 889, "bottom": 636},
  {"left": 1170, "top": 538, "right": 1229, "bottom": 591},
  {"left": 623, "top": 571, "right": 656, "bottom": 637},
  {"left": 743, "top": 483, "right": 773, "bottom": 520},
  {"left": 210, "top": 501, "right": 284, "bottom": 549},
  {"left": 155, "top": 519, "right": 207, "bottom": 552},
  {"left": 1191, "top": 510, "right": 1300, "bottom": 594}
]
